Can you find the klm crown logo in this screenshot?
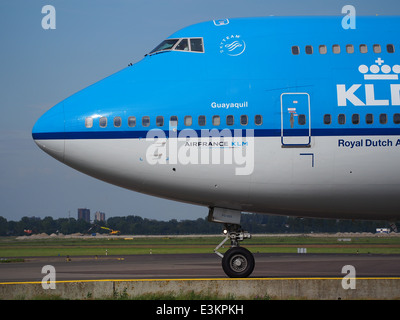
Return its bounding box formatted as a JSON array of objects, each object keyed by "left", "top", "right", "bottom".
[{"left": 358, "top": 58, "right": 400, "bottom": 80}]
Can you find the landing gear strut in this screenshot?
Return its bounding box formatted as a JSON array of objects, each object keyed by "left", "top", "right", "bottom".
[{"left": 209, "top": 208, "right": 255, "bottom": 278}]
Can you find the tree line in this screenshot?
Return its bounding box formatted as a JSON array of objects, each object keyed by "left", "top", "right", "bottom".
[{"left": 0, "top": 214, "right": 396, "bottom": 236}]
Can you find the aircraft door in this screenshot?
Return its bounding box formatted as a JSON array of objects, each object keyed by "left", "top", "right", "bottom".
[{"left": 280, "top": 93, "right": 311, "bottom": 147}]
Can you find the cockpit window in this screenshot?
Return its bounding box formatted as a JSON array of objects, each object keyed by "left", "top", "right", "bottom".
[
  {"left": 149, "top": 38, "right": 204, "bottom": 55},
  {"left": 150, "top": 39, "right": 179, "bottom": 54},
  {"left": 190, "top": 38, "right": 203, "bottom": 52},
  {"left": 175, "top": 39, "right": 189, "bottom": 51}
]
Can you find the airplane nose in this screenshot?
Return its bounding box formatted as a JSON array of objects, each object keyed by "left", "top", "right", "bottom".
[{"left": 32, "top": 103, "right": 65, "bottom": 163}]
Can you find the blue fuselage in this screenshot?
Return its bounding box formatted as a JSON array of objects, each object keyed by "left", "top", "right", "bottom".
[{"left": 32, "top": 16, "right": 400, "bottom": 221}]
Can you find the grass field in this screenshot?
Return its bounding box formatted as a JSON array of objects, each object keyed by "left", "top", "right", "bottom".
[{"left": 1, "top": 234, "right": 400, "bottom": 258}]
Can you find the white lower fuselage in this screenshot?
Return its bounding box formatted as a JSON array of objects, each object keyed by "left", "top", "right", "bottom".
[{"left": 35, "top": 134, "right": 400, "bottom": 221}]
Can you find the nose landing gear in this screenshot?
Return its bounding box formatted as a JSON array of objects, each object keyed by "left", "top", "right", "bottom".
[{"left": 209, "top": 207, "right": 255, "bottom": 278}]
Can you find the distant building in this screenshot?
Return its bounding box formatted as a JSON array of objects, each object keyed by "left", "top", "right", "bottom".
[
  {"left": 77, "top": 208, "right": 90, "bottom": 222},
  {"left": 94, "top": 211, "right": 106, "bottom": 222}
]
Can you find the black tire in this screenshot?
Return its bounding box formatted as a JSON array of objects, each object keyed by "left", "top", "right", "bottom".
[{"left": 222, "top": 247, "right": 255, "bottom": 278}]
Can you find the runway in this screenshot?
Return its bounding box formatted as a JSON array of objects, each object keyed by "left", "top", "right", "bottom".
[{"left": 1, "top": 253, "right": 400, "bottom": 283}]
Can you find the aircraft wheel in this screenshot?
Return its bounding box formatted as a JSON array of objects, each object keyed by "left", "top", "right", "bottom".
[{"left": 222, "top": 247, "right": 255, "bottom": 278}]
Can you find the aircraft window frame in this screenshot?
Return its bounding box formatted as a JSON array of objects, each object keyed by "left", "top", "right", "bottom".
[
  {"left": 366, "top": 113, "right": 374, "bottom": 124},
  {"left": 175, "top": 39, "right": 189, "bottom": 51},
  {"left": 298, "top": 114, "right": 306, "bottom": 125},
  {"left": 255, "top": 115, "right": 263, "bottom": 125},
  {"left": 305, "top": 45, "right": 313, "bottom": 55},
  {"left": 387, "top": 44, "right": 395, "bottom": 53},
  {"left": 360, "top": 44, "right": 368, "bottom": 53},
  {"left": 150, "top": 39, "right": 180, "bottom": 54},
  {"left": 142, "top": 116, "right": 150, "bottom": 127},
  {"left": 291, "top": 46, "right": 300, "bottom": 55},
  {"left": 212, "top": 115, "right": 220, "bottom": 126},
  {"left": 319, "top": 45, "right": 327, "bottom": 54},
  {"left": 128, "top": 116, "right": 136, "bottom": 127},
  {"left": 346, "top": 44, "right": 354, "bottom": 54},
  {"left": 226, "top": 115, "right": 234, "bottom": 126},
  {"left": 373, "top": 44, "right": 381, "bottom": 53},
  {"left": 190, "top": 38, "right": 204, "bottom": 52},
  {"left": 198, "top": 115, "right": 206, "bottom": 126},
  {"left": 99, "top": 117, "right": 107, "bottom": 128},
  {"left": 240, "top": 115, "right": 248, "bottom": 126},
  {"left": 170, "top": 116, "right": 178, "bottom": 126},
  {"left": 380, "top": 113, "right": 387, "bottom": 125},
  {"left": 394, "top": 113, "right": 400, "bottom": 124},
  {"left": 332, "top": 44, "right": 341, "bottom": 54},
  {"left": 149, "top": 37, "right": 204, "bottom": 55},
  {"left": 352, "top": 114, "right": 360, "bottom": 125},
  {"left": 156, "top": 116, "right": 164, "bottom": 127},
  {"left": 85, "top": 117, "right": 93, "bottom": 128},
  {"left": 113, "top": 116, "right": 122, "bottom": 128},
  {"left": 323, "top": 114, "right": 331, "bottom": 125},
  {"left": 184, "top": 116, "right": 192, "bottom": 126},
  {"left": 338, "top": 114, "right": 346, "bottom": 125}
]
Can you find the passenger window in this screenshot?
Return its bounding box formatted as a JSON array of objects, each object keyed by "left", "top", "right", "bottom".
[
  {"left": 85, "top": 117, "right": 93, "bottom": 128},
  {"left": 319, "top": 45, "right": 327, "bottom": 54},
  {"left": 142, "top": 116, "right": 150, "bottom": 127},
  {"left": 373, "top": 44, "right": 381, "bottom": 53},
  {"left": 338, "top": 114, "right": 346, "bottom": 125},
  {"left": 175, "top": 39, "right": 189, "bottom": 51},
  {"left": 360, "top": 44, "right": 368, "bottom": 53},
  {"left": 291, "top": 46, "right": 300, "bottom": 55},
  {"left": 366, "top": 113, "right": 373, "bottom": 124},
  {"left": 352, "top": 114, "right": 360, "bottom": 125},
  {"left": 113, "top": 117, "right": 121, "bottom": 128},
  {"left": 156, "top": 116, "right": 164, "bottom": 127},
  {"left": 346, "top": 44, "right": 354, "bottom": 54},
  {"left": 298, "top": 114, "right": 306, "bottom": 125},
  {"left": 226, "top": 115, "right": 234, "bottom": 126},
  {"left": 170, "top": 116, "right": 178, "bottom": 126},
  {"left": 128, "top": 116, "right": 136, "bottom": 127},
  {"left": 387, "top": 44, "right": 395, "bottom": 53},
  {"left": 240, "top": 115, "right": 248, "bottom": 126},
  {"left": 184, "top": 116, "right": 192, "bottom": 126},
  {"left": 99, "top": 117, "right": 107, "bottom": 128},
  {"left": 212, "top": 115, "right": 220, "bottom": 126},
  {"left": 305, "top": 45, "right": 313, "bottom": 54},
  {"left": 198, "top": 115, "right": 206, "bottom": 126},
  {"left": 255, "top": 115, "right": 263, "bottom": 125},
  {"left": 394, "top": 114, "right": 400, "bottom": 124},
  {"left": 380, "top": 113, "right": 387, "bottom": 124},
  {"left": 323, "top": 114, "right": 331, "bottom": 125},
  {"left": 190, "top": 38, "right": 204, "bottom": 52},
  {"left": 332, "top": 44, "right": 341, "bottom": 54}
]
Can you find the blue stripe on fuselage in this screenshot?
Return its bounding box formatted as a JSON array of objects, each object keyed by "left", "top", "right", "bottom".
[{"left": 32, "top": 127, "right": 400, "bottom": 140}]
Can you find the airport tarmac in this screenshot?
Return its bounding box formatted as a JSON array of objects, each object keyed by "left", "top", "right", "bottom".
[{"left": 1, "top": 253, "right": 400, "bottom": 282}]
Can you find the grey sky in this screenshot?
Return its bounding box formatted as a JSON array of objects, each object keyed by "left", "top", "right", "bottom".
[{"left": 1, "top": 0, "right": 400, "bottom": 222}]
